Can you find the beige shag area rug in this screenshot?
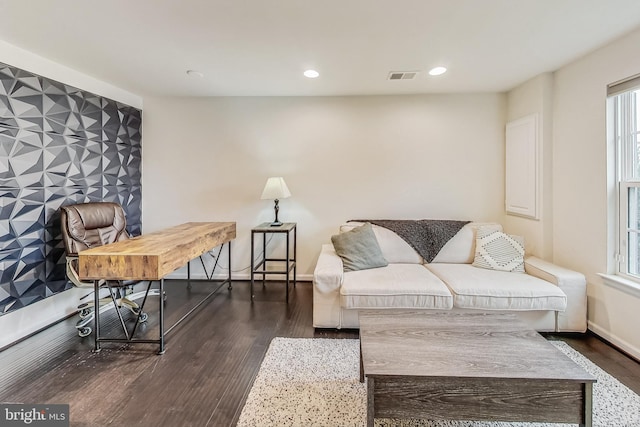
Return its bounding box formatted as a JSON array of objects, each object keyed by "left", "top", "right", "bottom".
[{"left": 237, "top": 338, "right": 640, "bottom": 427}]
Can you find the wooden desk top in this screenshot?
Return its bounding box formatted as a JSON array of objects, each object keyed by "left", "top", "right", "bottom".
[{"left": 78, "top": 222, "right": 236, "bottom": 281}]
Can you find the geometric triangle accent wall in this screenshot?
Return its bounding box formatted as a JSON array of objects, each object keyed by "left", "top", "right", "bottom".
[{"left": 0, "top": 61, "right": 142, "bottom": 315}]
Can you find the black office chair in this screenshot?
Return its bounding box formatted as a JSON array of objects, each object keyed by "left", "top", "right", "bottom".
[{"left": 60, "top": 202, "right": 156, "bottom": 337}]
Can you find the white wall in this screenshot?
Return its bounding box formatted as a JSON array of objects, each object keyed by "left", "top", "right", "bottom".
[
  {"left": 0, "top": 41, "right": 142, "bottom": 348},
  {"left": 142, "top": 94, "right": 506, "bottom": 280},
  {"left": 553, "top": 26, "right": 640, "bottom": 359},
  {"left": 505, "top": 73, "right": 554, "bottom": 259}
]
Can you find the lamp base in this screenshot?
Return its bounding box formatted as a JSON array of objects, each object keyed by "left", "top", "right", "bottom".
[{"left": 270, "top": 199, "right": 283, "bottom": 227}]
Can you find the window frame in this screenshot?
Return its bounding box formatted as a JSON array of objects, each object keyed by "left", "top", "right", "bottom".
[{"left": 610, "top": 78, "right": 640, "bottom": 280}]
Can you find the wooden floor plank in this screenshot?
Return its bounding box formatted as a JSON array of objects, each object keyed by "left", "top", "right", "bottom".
[{"left": 0, "top": 280, "right": 637, "bottom": 427}]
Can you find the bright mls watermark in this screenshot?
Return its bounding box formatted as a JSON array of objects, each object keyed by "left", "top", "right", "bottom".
[{"left": 0, "top": 404, "right": 69, "bottom": 426}]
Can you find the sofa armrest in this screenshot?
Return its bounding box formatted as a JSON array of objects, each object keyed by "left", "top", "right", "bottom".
[
  {"left": 524, "top": 256, "right": 585, "bottom": 287},
  {"left": 313, "top": 244, "right": 344, "bottom": 294},
  {"left": 525, "top": 256, "right": 587, "bottom": 332}
]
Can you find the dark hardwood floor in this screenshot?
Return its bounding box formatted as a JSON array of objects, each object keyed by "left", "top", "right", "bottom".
[{"left": 0, "top": 280, "right": 638, "bottom": 427}]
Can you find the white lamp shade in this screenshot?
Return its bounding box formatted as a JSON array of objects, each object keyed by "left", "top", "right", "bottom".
[{"left": 261, "top": 177, "right": 291, "bottom": 200}]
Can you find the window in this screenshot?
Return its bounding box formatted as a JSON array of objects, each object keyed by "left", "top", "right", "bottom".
[{"left": 609, "top": 76, "right": 640, "bottom": 279}]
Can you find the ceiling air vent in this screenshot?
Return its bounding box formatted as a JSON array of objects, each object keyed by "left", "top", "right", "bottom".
[{"left": 388, "top": 71, "right": 419, "bottom": 80}]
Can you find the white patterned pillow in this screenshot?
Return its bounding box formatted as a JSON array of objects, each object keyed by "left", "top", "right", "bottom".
[{"left": 472, "top": 227, "right": 525, "bottom": 273}]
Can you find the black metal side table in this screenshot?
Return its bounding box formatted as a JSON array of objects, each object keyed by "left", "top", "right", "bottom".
[{"left": 250, "top": 222, "right": 297, "bottom": 301}]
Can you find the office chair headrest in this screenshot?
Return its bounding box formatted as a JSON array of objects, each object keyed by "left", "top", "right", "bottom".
[{"left": 60, "top": 202, "right": 129, "bottom": 256}]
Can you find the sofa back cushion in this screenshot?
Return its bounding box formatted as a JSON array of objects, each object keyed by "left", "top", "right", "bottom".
[
  {"left": 430, "top": 222, "right": 503, "bottom": 264},
  {"left": 340, "top": 221, "right": 503, "bottom": 264},
  {"left": 340, "top": 222, "right": 423, "bottom": 264}
]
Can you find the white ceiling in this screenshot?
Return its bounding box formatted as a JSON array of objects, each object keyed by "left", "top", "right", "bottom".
[{"left": 1, "top": 0, "right": 640, "bottom": 97}]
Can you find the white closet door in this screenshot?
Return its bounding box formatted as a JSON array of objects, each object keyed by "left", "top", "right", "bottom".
[{"left": 506, "top": 114, "right": 538, "bottom": 219}]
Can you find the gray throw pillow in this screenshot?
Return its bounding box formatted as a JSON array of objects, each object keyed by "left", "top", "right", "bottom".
[{"left": 331, "top": 223, "right": 388, "bottom": 272}]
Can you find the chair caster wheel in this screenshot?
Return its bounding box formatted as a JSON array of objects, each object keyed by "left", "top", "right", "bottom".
[
  {"left": 131, "top": 307, "right": 148, "bottom": 322},
  {"left": 78, "top": 327, "right": 92, "bottom": 337},
  {"left": 79, "top": 308, "right": 92, "bottom": 319}
]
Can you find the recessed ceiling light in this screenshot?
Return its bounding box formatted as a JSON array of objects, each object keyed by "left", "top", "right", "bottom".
[
  {"left": 186, "top": 70, "right": 204, "bottom": 78},
  {"left": 428, "top": 66, "right": 447, "bottom": 76},
  {"left": 304, "top": 69, "right": 320, "bottom": 78}
]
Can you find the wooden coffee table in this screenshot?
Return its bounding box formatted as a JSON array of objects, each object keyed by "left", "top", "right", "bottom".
[{"left": 359, "top": 310, "right": 596, "bottom": 427}]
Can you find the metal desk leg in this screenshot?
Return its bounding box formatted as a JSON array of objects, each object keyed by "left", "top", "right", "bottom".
[
  {"left": 262, "top": 232, "right": 266, "bottom": 288},
  {"left": 293, "top": 226, "right": 297, "bottom": 288},
  {"left": 250, "top": 231, "right": 255, "bottom": 299},
  {"left": 227, "top": 241, "right": 233, "bottom": 290},
  {"left": 187, "top": 260, "right": 192, "bottom": 290},
  {"left": 158, "top": 278, "right": 165, "bottom": 355},
  {"left": 286, "top": 230, "right": 290, "bottom": 302},
  {"left": 93, "top": 280, "right": 101, "bottom": 353}
]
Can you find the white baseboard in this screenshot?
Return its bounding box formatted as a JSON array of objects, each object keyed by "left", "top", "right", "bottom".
[
  {"left": 0, "top": 287, "right": 86, "bottom": 349},
  {"left": 588, "top": 321, "right": 640, "bottom": 362}
]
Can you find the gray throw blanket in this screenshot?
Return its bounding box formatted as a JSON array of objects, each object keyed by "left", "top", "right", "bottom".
[{"left": 350, "top": 219, "right": 470, "bottom": 263}]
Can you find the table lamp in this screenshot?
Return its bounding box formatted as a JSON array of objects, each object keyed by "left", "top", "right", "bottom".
[{"left": 261, "top": 177, "right": 291, "bottom": 226}]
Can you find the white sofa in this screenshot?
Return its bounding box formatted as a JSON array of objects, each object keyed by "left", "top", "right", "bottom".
[{"left": 313, "top": 222, "right": 587, "bottom": 332}]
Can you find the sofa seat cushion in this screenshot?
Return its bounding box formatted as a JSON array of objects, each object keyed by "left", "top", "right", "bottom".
[
  {"left": 425, "top": 264, "right": 567, "bottom": 311},
  {"left": 340, "top": 264, "right": 453, "bottom": 310}
]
